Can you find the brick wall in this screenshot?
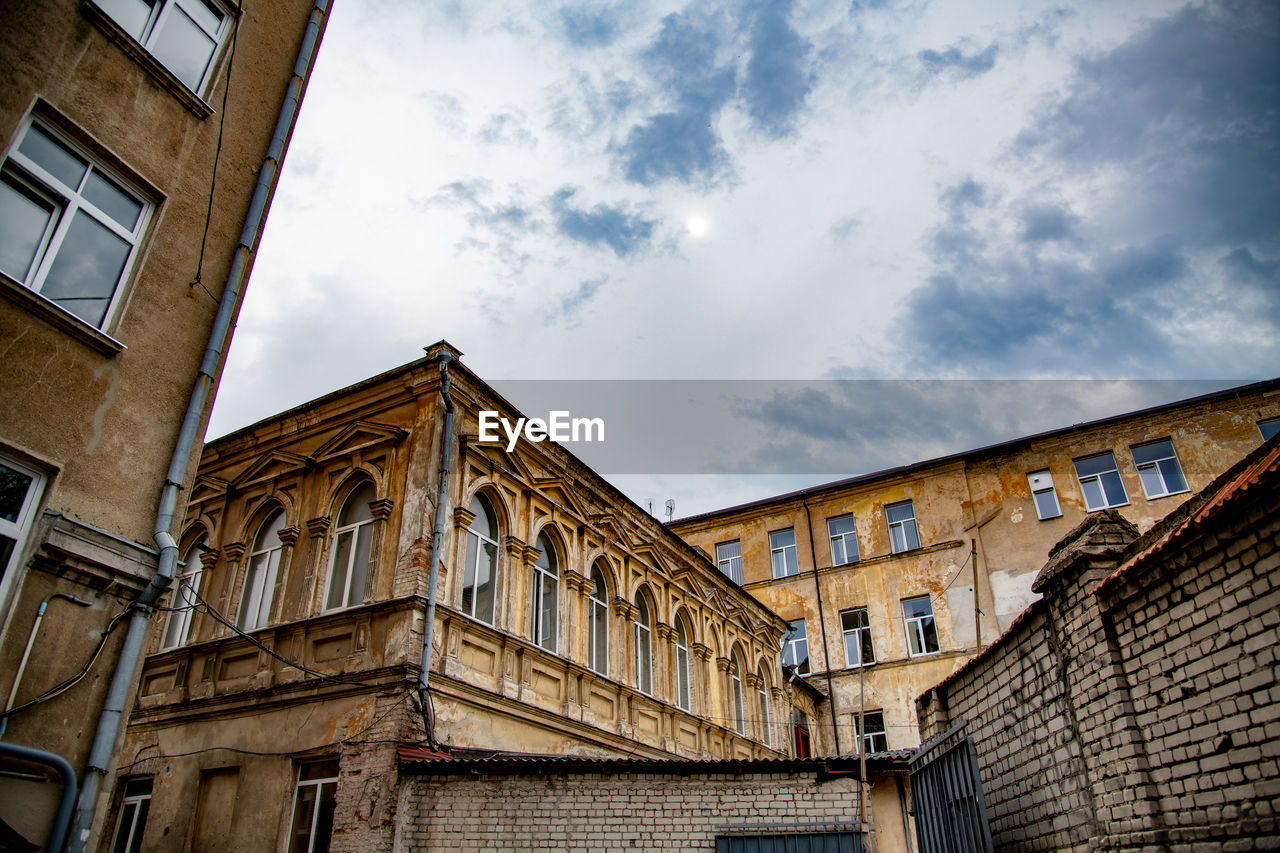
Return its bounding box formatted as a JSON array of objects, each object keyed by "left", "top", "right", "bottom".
[
  {"left": 399, "top": 768, "right": 865, "bottom": 851},
  {"left": 916, "top": 443, "right": 1280, "bottom": 851}
]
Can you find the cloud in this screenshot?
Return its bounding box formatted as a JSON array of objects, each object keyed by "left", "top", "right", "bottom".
[
  {"left": 741, "top": 0, "right": 815, "bottom": 137},
  {"left": 918, "top": 43, "right": 998, "bottom": 78},
  {"left": 547, "top": 275, "right": 610, "bottom": 325},
  {"left": 549, "top": 187, "right": 659, "bottom": 257},
  {"left": 476, "top": 111, "right": 536, "bottom": 146},
  {"left": 557, "top": 3, "right": 626, "bottom": 47},
  {"left": 1020, "top": 203, "right": 1079, "bottom": 243}
]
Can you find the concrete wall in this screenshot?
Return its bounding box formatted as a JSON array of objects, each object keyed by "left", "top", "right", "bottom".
[{"left": 916, "top": 441, "right": 1280, "bottom": 850}]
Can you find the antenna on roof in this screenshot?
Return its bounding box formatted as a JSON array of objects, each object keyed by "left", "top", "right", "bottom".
[{"left": 664, "top": 499, "right": 675, "bottom": 522}]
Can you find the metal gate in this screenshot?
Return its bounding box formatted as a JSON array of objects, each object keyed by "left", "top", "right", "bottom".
[
  {"left": 909, "top": 719, "right": 994, "bottom": 853},
  {"left": 716, "top": 821, "right": 865, "bottom": 853}
]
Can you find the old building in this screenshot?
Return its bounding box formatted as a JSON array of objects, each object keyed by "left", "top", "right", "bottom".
[
  {"left": 669, "top": 381, "right": 1280, "bottom": 763},
  {"left": 915, "top": 433, "right": 1280, "bottom": 850},
  {"left": 0, "top": 1, "right": 330, "bottom": 850},
  {"left": 110, "top": 344, "right": 852, "bottom": 852}
]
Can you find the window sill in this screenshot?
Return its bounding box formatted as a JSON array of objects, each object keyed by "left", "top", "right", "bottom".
[
  {"left": 0, "top": 274, "right": 125, "bottom": 356},
  {"left": 1143, "top": 489, "right": 1190, "bottom": 502},
  {"left": 79, "top": 0, "right": 215, "bottom": 120}
]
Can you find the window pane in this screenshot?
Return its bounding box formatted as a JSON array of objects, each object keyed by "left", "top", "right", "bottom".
[
  {"left": 1033, "top": 490, "right": 1058, "bottom": 519},
  {"left": 0, "top": 173, "right": 58, "bottom": 282},
  {"left": 96, "top": 0, "right": 156, "bottom": 39},
  {"left": 183, "top": 0, "right": 226, "bottom": 34},
  {"left": 1261, "top": 418, "right": 1280, "bottom": 441},
  {"left": 1137, "top": 466, "right": 1164, "bottom": 498},
  {"left": 151, "top": 7, "right": 218, "bottom": 90},
  {"left": 1131, "top": 439, "right": 1173, "bottom": 467},
  {"left": 40, "top": 211, "right": 130, "bottom": 325},
  {"left": 1074, "top": 453, "right": 1116, "bottom": 478},
  {"left": 1100, "top": 471, "right": 1128, "bottom": 506},
  {"left": 885, "top": 502, "right": 914, "bottom": 524},
  {"left": 0, "top": 463, "right": 35, "bottom": 524},
  {"left": 1158, "top": 458, "right": 1187, "bottom": 493},
  {"left": 346, "top": 524, "right": 371, "bottom": 605},
  {"left": 338, "top": 484, "right": 376, "bottom": 525},
  {"left": 19, "top": 125, "right": 88, "bottom": 190},
  {"left": 473, "top": 540, "right": 496, "bottom": 623},
  {"left": 326, "top": 530, "right": 353, "bottom": 610},
  {"left": 83, "top": 169, "right": 142, "bottom": 231},
  {"left": 127, "top": 798, "right": 149, "bottom": 853}
]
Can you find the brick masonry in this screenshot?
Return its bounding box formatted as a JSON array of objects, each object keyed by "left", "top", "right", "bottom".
[{"left": 916, "top": 441, "right": 1280, "bottom": 852}]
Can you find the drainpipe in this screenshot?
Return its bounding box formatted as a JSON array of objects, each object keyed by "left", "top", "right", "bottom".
[
  {"left": 417, "top": 348, "right": 455, "bottom": 746},
  {"left": 0, "top": 741, "right": 77, "bottom": 853},
  {"left": 67, "top": 4, "right": 330, "bottom": 850},
  {"left": 1, "top": 594, "right": 90, "bottom": 738}
]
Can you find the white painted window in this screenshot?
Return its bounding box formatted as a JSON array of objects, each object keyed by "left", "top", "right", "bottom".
[
  {"left": 840, "top": 607, "right": 875, "bottom": 668},
  {"left": 675, "top": 616, "right": 692, "bottom": 712},
  {"left": 287, "top": 760, "right": 339, "bottom": 853},
  {"left": 237, "top": 509, "right": 285, "bottom": 631},
  {"left": 1131, "top": 438, "right": 1189, "bottom": 500},
  {"left": 886, "top": 500, "right": 921, "bottom": 553},
  {"left": 588, "top": 565, "right": 609, "bottom": 676},
  {"left": 828, "top": 514, "right": 859, "bottom": 565},
  {"left": 0, "top": 118, "right": 151, "bottom": 329},
  {"left": 756, "top": 667, "right": 770, "bottom": 746},
  {"left": 782, "top": 619, "right": 809, "bottom": 676},
  {"left": 769, "top": 528, "right": 798, "bottom": 578},
  {"left": 93, "top": 0, "right": 233, "bottom": 92},
  {"left": 1074, "top": 452, "right": 1129, "bottom": 511},
  {"left": 0, "top": 455, "right": 45, "bottom": 616},
  {"left": 730, "top": 653, "right": 745, "bottom": 735},
  {"left": 1261, "top": 417, "right": 1280, "bottom": 442},
  {"left": 634, "top": 593, "right": 653, "bottom": 695},
  {"left": 902, "top": 595, "right": 939, "bottom": 657},
  {"left": 325, "top": 482, "right": 375, "bottom": 611},
  {"left": 109, "top": 776, "right": 152, "bottom": 853},
  {"left": 1027, "top": 470, "right": 1062, "bottom": 520},
  {"left": 162, "top": 536, "right": 205, "bottom": 648},
  {"left": 853, "top": 710, "right": 888, "bottom": 754},
  {"left": 716, "top": 539, "right": 743, "bottom": 584},
  {"left": 462, "top": 494, "right": 499, "bottom": 624},
  {"left": 531, "top": 533, "right": 558, "bottom": 653}
]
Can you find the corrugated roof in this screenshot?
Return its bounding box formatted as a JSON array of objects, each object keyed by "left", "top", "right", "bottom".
[{"left": 396, "top": 744, "right": 913, "bottom": 773}]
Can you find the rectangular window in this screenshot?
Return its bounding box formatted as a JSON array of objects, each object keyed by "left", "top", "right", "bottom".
[
  {"left": 840, "top": 607, "right": 875, "bottom": 668},
  {"left": 853, "top": 710, "right": 888, "bottom": 754},
  {"left": 902, "top": 595, "right": 940, "bottom": 657},
  {"left": 93, "top": 0, "right": 233, "bottom": 93},
  {"left": 0, "top": 455, "right": 45, "bottom": 614},
  {"left": 791, "top": 708, "right": 811, "bottom": 759},
  {"left": 1, "top": 118, "right": 151, "bottom": 330},
  {"left": 1131, "top": 438, "right": 1189, "bottom": 500},
  {"left": 1261, "top": 417, "right": 1280, "bottom": 442},
  {"left": 885, "top": 500, "right": 921, "bottom": 554},
  {"left": 289, "top": 760, "right": 339, "bottom": 853},
  {"left": 716, "top": 540, "right": 743, "bottom": 584},
  {"left": 827, "top": 514, "right": 859, "bottom": 566},
  {"left": 1073, "top": 451, "right": 1129, "bottom": 511},
  {"left": 782, "top": 619, "right": 810, "bottom": 676},
  {"left": 109, "top": 776, "right": 152, "bottom": 853},
  {"left": 770, "top": 528, "right": 799, "bottom": 578},
  {"left": 1027, "top": 470, "right": 1062, "bottom": 520}
]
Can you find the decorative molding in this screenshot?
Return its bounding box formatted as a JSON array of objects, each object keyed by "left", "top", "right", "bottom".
[
  {"left": 692, "top": 642, "right": 713, "bottom": 661},
  {"left": 611, "top": 597, "right": 638, "bottom": 622},
  {"left": 369, "top": 498, "right": 395, "bottom": 522},
  {"left": 655, "top": 622, "right": 676, "bottom": 642},
  {"left": 562, "top": 569, "right": 588, "bottom": 593},
  {"left": 277, "top": 526, "right": 301, "bottom": 548},
  {"left": 453, "top": 507, "right": 476, "bottom": 530},
  {"left": 221, "top": 541, "right": 247, "bottom": 563},
  {"left": 306, "top": 516, "right": 332, "bottom": 539},
  {"left": 715, "top": 656, "right": 734, "bottom": 674},
  {"left": 198, "top": 549, "right": 220, "bottom": 571}
]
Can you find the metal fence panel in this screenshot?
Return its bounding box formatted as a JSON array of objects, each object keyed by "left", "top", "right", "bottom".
[
  {"left": 716, "top": 832, "right": 864, "bottom": 853},
  {"left": 909, "top": 719, "right": 995, "bottom": 853}
]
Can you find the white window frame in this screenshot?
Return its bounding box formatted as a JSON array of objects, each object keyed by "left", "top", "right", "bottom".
[
  {"left": 109, "top": 776, "right": 152, "bottom": 853},
  {"left": 0, "top": 454, "right": 46, "bottom": 616},
  {"left": 756, "top": 668, "right": 771, "bottom": 746},
  {"left": 588, "top": 566, "right": 609, "bottom": 676},
  {"left": 902, "top": 595, "right": 940, "bottom": 657},
  {"left": 531, "top": 533, "right": 559, "bottom": 653},
  {"left": 853, "top": 710, "right": 888, "bottom": 754},
  {"left": 730, "top": 656, "right": 745, "bottom": 735},
  {"left": 634, "top": 594, "right": 653, "bottom": 696},
  {"left": 287, "top": 760, "right": 339, "bottom": 853},
  {"left": 828, "top": 514, "right": 859, "bottom": 566},
  {"left": 675, "top": 617, "right": 692, "bottom": 712},
  {"left": 1027, "top": 470, "right": 1062, "bottom": 520},
  {"left": 769, "top": 528, "right": 799, "bottom": 578},
  {"left": 1131, "top": 438, "right": 1189, "bottom": 500},
  {"left": 1260, "top": 417, "right": 1280, "bottom": 442},
  {"left": 237, "top": 510, "right": 284, "bottom": 631},
  {"left": 1, "top": 117, "right": 152, "bottom": 330},
  {"left": 1074, "top": 451, "right": 1129, "bottom": 511},
  {"left": 715, "top": 539, "right": 743, "bottom": 584},
  {"left": 162, "top": 537, "right": 205, "bottom": 649},
  {"left": 886, "top": 500, "right": 921, "bottom": 554},
  {"left": 782, "top": 619, "right": 809, "bottom": 676},
  {"left": 462, "top": 495, "right": 499, "bottom": 625},
  {"left": 93, "top": 0, "right": 234, "bottom": 94},
  {"left": 323, "top": 483, "right": 376, "bottom": 612},
  {"left": 840, "top": 607, "right": 875, "bottom": 668}
]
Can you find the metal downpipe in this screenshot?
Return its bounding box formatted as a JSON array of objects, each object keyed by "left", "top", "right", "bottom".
[
  {"left": 417, "top": 350, "right": 455, "bottom": 745},
  {"left": 66, "top": 3, "right": 330, "bottom": 849}
]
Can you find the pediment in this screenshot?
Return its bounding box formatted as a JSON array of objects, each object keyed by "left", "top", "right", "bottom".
[
  {"left": 312, "top": 420, "right": 407, "bottom": 461},
  {"left": 189, "top": 475, "right": 230, "bottom": 504},
  {"left": 230, "top": 450, "right": 310, "bottom": 489}
]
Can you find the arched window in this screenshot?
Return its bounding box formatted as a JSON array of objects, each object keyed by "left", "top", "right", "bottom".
[
  {"left": 730, "top": 650, "right": 746, "bottom": 735},
  {"left": 634, "top": 591, "right": 653, "bottom": 695},
  {"left": 757, "top": 666, "right": 771, "bottom": 746},
  {"left": 588, "top": 564, "right": 609, "bottom": 676},
  {"left": 163, "top": 536, "right": 206, "bottom": 648},
  {"left": 531, "top": 532, "right": 558, "bottom": 652},
  {"left": 325, "top": 481, "right": 376, "bottom": 611},
  {"left": 674, "top": 615, "right": 692, "bottom": 712},
  {"left": 239, "top": 510, "right": 285, "bottom": 630},
  {"left": 463, "top": 494, "right": 499, "bottom": 624}
]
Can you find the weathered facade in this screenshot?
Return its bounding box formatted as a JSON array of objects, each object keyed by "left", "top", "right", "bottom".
[
  {"left": 112, "top": 345, "right": 833, "bottom": 852},
  {"left": 670, "top": 382, "right": 1280, "bottom": 759},
  {"left": 915, "top": 434, "right": 1280, "bottom": 851},
  {"left": 0, "top": 1, "right": 329, "bottom": 849}
]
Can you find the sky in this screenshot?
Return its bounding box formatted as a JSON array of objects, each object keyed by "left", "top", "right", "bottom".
[{"left": 209, "top": 0, "right": 1280, "bottom": 517}]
